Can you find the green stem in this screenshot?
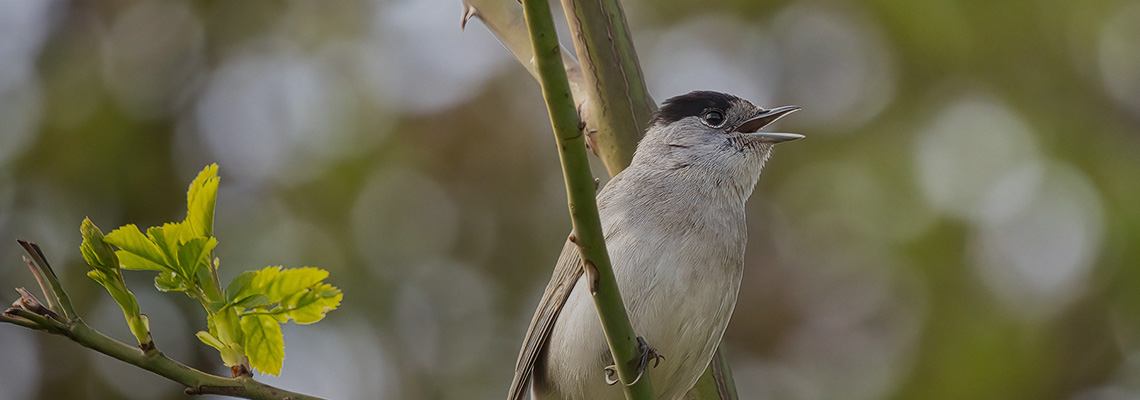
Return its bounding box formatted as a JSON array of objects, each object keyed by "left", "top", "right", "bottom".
[
  {"left": 520, "top": 0, "right": 654, "bottom": 398},
  {"left": 65, "top": 323, "right": 319, "bottom": 400},
  {"left": 558, "top": 0, "right": 655, "bottom": 176},
  {"left": 472, "top": 0, "right": 740, "bottom": 396},
  {"left": 5, "top": 242, "right": 319, "bottom": 400},
  {"left": 0, "top": 315, "right": 321, "bottom": 400},
  {"left": 0, "top": 313, "right": 43, "bottom": 330}
]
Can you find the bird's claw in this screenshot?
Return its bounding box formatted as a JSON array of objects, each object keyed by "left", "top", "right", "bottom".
[
  {"left": 603, "top": 336, "right": 664, "bottom": 386},
  {"left": 604, "top": 364, "right": 620, "bottom": 385}
]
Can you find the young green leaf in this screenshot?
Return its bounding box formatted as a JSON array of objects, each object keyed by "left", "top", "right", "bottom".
[
  {"left": 104, "top": 224, "right": 170, "bottom": 271},
  {"left": 86, "top": 270, "right": 111, "bottom": 287},
  {"left": 226, "top": 270, "right": 258, "bottom": 303},
  {"left": 280, "top": 283, "right": 342, "bottom": 324},
  {"left": 196, "top": 331, "right": 226, "bottom": 351},
  {"left": 81, "top": 219, "right": 151, "bottom": 346},
  {"left": 208, "top": 311, "right": 247, "bottom": 367},
  {"left": 254, "top": 266, "right": 328, "bottom": 303},
  {"left": 232, "top": 294, "right": 271, "bottom": 309},
  {"left": 116, "top": 252, "right": 169, "bottom": 272},
  {"left": 241, "top": 314, "right": 284, "bottom": 376},
  {"left": 176, "top": 237, "right": 218, "bottom": 282},
  {"left": 186, "top": 164, "right": 219, "bottom": 238},
  {"left": 80, "top": 218, "right": 119, "bottom": 272},
  {"left": 146, "top": 223, "right": 189, "bottom": 269},
  {"left": 155, "top": 271, "right": 189, "bottom": 292}
]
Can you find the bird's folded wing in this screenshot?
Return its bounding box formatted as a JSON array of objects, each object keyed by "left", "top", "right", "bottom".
[{"left": 507, "top": 239, "right": 584, "bottom": 400}]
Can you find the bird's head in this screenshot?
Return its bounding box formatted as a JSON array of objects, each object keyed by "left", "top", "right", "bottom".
[{"left": 635, "top": 91, "right": 802, "bottom": 189}]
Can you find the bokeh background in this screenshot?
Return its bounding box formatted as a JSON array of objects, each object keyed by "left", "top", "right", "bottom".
[{"left": 1, "top": 0, "right": 1139, "bottom": 399}]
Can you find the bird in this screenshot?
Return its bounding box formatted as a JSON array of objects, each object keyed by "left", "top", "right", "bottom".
[{"left": 508, "top": 91, "right": 802, "bottom": 400}]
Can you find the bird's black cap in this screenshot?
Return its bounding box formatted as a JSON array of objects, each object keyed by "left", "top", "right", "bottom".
[{"left": 651, "top": 91, "right": 743, "bottom": 125}]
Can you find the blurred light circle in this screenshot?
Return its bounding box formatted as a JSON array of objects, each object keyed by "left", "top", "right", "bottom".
[
  {"left": 211, "top": 193, "right": 350, "bottom": 281},
  {"left": 915, "top": 97, "right": 1042, "bottom": 221},
  {"left": 393, "top": 259, "right": 498, "bottom": 378},
  {"left": 758, "top": 204, "right": 927, "bottom": 400},
  {"left": 642, "top": 15, "right": 781, "bottom": 108},
  {"left": 101, "top": 0, "right": 204, "bottom": 120},
  {"left": 363, "top": 0, "right": 510, "bottom": 113},
  {"left": 1069, "top": 386, "right": 1140, "bottom": 400},
  {"left": 776, "top": 162, "right": 936, "bottom": 246},
  {"left": 770, "top": 3, "right": 896, "bottom": 129},
  {"left": 1097, "top": 1, "right": 1140, "bottom": 117},
  {"left": 0, "top": 78, "right": 42, "bottom": 166},
  {"left": 257, "top": 322, "right": 398, "bottom": 399},
  {"left": 0, "top": 0, "right": 53, "bottom": 67},
  {"left": 0, "top": 0, "right": 52, "bottom": 166},
  {"left": 778, "top": 256, "right": 924, "bottom": 400},
  {"left": 733, "top": 359, "right": 804, "bottom": 400},
  {"left": 250, "top": 216, "right": 348, "bottom": 275},
  {"left": 972, "top": 162, "right": 1104, "bottom": 320},
  {"left": 196, "top": 41, "right": 359, "bottom": 184},
  {"left": 0, "top": 327, "right": 41, "bottom": 400},
  {"left": 351, "top": 168, "right": 460, "bottom": 277}
]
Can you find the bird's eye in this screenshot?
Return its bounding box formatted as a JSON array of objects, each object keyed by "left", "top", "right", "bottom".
[{"left": 703, "top": 110, "right": 725, "bottom": 127}]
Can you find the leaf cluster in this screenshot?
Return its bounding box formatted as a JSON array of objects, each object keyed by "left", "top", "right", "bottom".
[{"left": 79, "top": 164, "right": 342, "bottom": 376}]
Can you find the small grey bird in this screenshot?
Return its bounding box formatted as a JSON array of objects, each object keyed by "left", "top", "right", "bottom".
[{"left": 508, "top": 91, "right": 802, "bottom": 400}]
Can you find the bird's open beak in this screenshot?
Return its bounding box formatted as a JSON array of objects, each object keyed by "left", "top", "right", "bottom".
[{"left": 734, "top": 105, "right": 803, "bottom": 142}]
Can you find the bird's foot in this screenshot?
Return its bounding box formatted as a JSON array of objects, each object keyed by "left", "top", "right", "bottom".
[{"left": 604, "top": 336, "right": 665, "bottom": 386}]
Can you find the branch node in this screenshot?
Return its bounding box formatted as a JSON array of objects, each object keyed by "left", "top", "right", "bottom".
[
  {"left": 231, "top": 364, "right": 252, "bottom": 378},
  {"left": 13, "top": 287, "right": 61, "bottom": 321}
]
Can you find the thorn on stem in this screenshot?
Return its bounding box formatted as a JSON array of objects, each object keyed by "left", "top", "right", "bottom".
[
  {"left": 584, "top": 128, "right": 600, "bottom": 155},
  {"left": 460, "top": 3, "right": 478, "bottom": 31},
  {"left": 584, "top": 260, "right": 600, "bottom": 295},
  {"left": 576, "top": 102, "right": 588, "bottom": 129}
]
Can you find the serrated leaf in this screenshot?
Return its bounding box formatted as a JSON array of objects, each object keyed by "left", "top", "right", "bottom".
[
  {"left": 281, "top": 283, "right": 342, "bottom": 324},
  {"left": 105, "top": 224, "right": 170, "bottom": 271},
  {"left": 241, "top": 314, "right": 284, "bottom": 376},
  {"left": 186, "top": 164, "right": 220, "bottom": 238},
  {"left": 116, "top": 251, "right": 168, "bottom": 271},
  {"left": 155, "top": 271, "right": 188, "bottom": 292},
  {"left": 147, "top": 223, "right": 188, "bottom": 267},
  {"left": 226, "top": 271, "right": 258, "bottom": 303},
  {"left": 256, "top": 266, "right": 328, "bottom": 303},
  {"left": 80, "top": 218, "right": 118, "bottom": 272},
  {"left": 233, "top": 294, "right": 271, "bottom": 309},
  {"left": 177, "top": 237, "right": 217, "bottom": 282}
]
